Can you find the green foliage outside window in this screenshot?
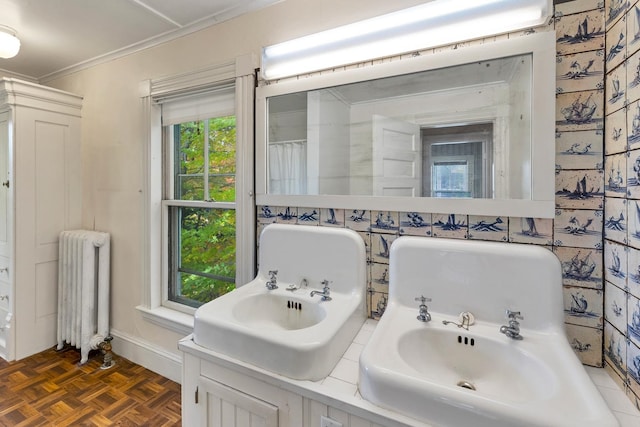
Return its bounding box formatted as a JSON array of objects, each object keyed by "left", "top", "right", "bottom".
[{"left": 171, "top": 117, "right": 237, "bottom": 307}]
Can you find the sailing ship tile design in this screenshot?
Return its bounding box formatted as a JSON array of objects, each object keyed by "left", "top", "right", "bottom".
[
  {"left": 554, "top": 209, "right": 603, "bottom": 249},
  {"left": 467, "top": 216, "right": 507, "bottom": 241},
  {"left": 626, "top": 199, "right": 640, "bottom": 248},
  {"left": 557, "top": 50, "right": 605, "bottom": 95},
  {"left": 626, "top": 48, "right": 640, "bottom": 103},
  {"left": 563, "top": 285, "right": 604, "bottom": 328},
  {"left": 555, "top": 169, "right": 604, "bottom": 209},
  {"left": 605, "top": 320, "right": 628, "bottom": 376},
  {"left": 604, "top": 196, "right": 628, "bottom": 244},
  {"left": 605, "top": 152, "right": 628, "bottom": 196},
  {"left": 627, "top": 2, "right": 640, "bottom": 56},
  {"left": 607, "top": 0, "right": 630, "bottom": 29},
  {"left": 627, "top": 148, "right": 640, "bottom": 199},
  {"left": 628, "top": 340, "right": 640, "bottom": 395},
  {"left": 508, "top": 217, "right": 554, "bottom": 244},
  {"left": 605, "top": 59, "right": 626, "bottom": 115},
  {"left": 320, "top": 208, "right": 344, "bottom": 227},
  {"left": 297, "top": 207, "right": 319, "bottom": 225},
  {"left": 557, "top": 130, "right": 603, "bottom": 169},
  {"left": 371, "top": 233, "right": 397, "bottom": 264},
  {"left": 604, "top": 239, "right": 628, "bottom": 289},
  {"left": 628, "top": 245, "right": 640, "bottom": 298},
  {"left": 556, "top": 11, "right": 606, "bottom": 55},
  {"left": 431, "top": 214, "right": 468, "bottom": 239},
  {"left": 605, "top": 13, "right": 627, "bottom": 71},
  {"left": 555, "top": 246, "right": 603, "bottom": 289},
  {"left": 556, "top": 90, "right": 605, "bottom": 131},
  {"left": 370, "top": 291, "right": 388, "bottom": 320},
  {"left": 627, "top": 101, "right": 640, "bottom": 146},
  {"left": 629, "top": 293, "right": 640, "bottom": 347},
  {"left": 566, "top": 323, "right": 603, "bottom": 366},
  {"left": 398, "top": 212, "right": 432, "bottom": 237},
  {"left": 605, "top": 281, "right": 629, "bottom": 333}
]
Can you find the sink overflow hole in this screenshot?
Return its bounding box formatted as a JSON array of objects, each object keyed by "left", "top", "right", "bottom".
[
  {"left": 457, "top": 380, "right": 476, "bottom": 391},
  {"left": 457, "top": 335, "right": 475, "bottom": 346},
  {"left": 287, "top": 300, "right": 302, "bottom": 310}
]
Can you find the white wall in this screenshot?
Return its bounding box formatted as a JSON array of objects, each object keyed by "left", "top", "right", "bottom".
[{"left": 41, "top": 0, "right": 428, "bottom": 380}]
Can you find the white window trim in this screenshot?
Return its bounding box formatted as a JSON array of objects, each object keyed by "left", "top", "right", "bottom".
[{"left": 137, "top": 55, "right": 257, "bottom": 333}]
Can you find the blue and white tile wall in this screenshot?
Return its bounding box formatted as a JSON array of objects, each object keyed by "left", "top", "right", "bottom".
[
  {"left": 603, "top": 0, "right": 640, "bottom": 408},
  {"left": 256, "top": 0, "right": 640, "bottom": 405}
]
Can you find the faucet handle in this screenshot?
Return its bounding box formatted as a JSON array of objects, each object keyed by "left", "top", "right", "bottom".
[
  {"left": 506, "top": 310, "right": 523, "bottom": 320},
  {"left": 321, "top": 279, "right": 332, "bottom": 288},
  {"left": 415, "top": 295, "right": 432, "bottom": 304},
  {"left": 268, "top": 270, "right": 278, "bottom": 279}
]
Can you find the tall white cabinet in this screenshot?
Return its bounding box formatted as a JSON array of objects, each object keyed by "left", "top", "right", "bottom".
[{"left": 0, "top": 78, "right": 82, "bottom": 361}]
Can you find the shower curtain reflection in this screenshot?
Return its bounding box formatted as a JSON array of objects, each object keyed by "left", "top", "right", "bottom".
[{"left": 269, "top": 139, "right": 307, "bottom": 195}]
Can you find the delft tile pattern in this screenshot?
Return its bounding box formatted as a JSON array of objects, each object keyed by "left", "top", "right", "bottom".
[
  {"left": 555, "top": 246, "right": 603, "bottom": 289},
  {"left": 605, "top": 196, "right": 628, "bottom": 243},
  {"left": 604, "top": 0, "right": 640, "bottom": 402},
  {"left": 398, "top": 211, "right": 432, "bottom": 237},
  {"left": 605, "top": 152, "right": 628, "bottom": 196},
  {"left": 606, "top": 0, "right": 630, "bottom": 29},
  {"left": 566, "top": 322, "right": 604, "bottom": 366},
  {"left": 508, "top": 217, "right": 554, "bottom": 245},
  {"left": 431, "top": 213, "right": 468, "bottom": 239},
  {"left": 556, "top": 129, "right": 604, "bottom": 169},
  {"left": 604, "top": 239, "right": 628, "bottom": 289},
  {"left": 605, "top": 320, "right": 628, "bottom": 376},
  {"left": 556, "top": 11, "right": 605, "bottom": 56},
  {"left": 554, "top": 209, "right": 603, "bottom": 249},
  {"left": 606, "top": 13, "right": 627, "bottom": 72},
  {"left": 628, "top": 245, "right": 640, "bottom": 297},
  {"left": 467, "top": 215, "right": 508, "bottom": 242},
  {"left": 626, "top": 48, "right": 640, "bottom": 103},
  {"left": 605, "top": 58, "right": 626, "bottom": 115},
  {"left": 604, "top": 107, "right": 628, "bottom": 155},
  {"left": 556, "top": 89, "right": 605, "bottom": 132},
  {"left": 555, "top": 169, "right": 605, "bottom": 209},
  {"left": 563, "top": 285, "right": 604, "bottom": 328},
  {"left": 557, "top": 50, "right": 605, "bottom": 96}
]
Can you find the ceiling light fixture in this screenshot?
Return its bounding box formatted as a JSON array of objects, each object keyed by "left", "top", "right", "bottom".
[
  {"left": 261, "top": 0, "right": 551, "bottom": 80},
  {"left": 0, "top": 25, "right": 20, "bottom": 59}
]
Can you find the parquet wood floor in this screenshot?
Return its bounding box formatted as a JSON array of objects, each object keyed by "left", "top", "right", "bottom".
[{"left": 0, "top": 346, "right": 181, "bottom": 426}]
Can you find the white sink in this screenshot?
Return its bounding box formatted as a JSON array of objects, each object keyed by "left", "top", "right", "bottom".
[
  {"left": 193, "top": 224, "right": 366, "bottom": 381},
  {"left": 359, "top": 237, "right": 618, "bottom": 427}
]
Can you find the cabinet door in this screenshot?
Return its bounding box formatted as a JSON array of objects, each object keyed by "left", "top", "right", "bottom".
[
  {"left": 0, "top": 111, "right": 10, "bottom": 259},
  {"left": 198, "top": 376, "right": 278, "bottom": 427}
]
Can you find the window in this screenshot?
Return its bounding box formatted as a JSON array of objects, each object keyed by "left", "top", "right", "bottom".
[
  {"left": 140, "top": 58, "right": 256, "bottom": 326},
  {"left": 165, "top": 116, "right": 237, "bottom": 307}
]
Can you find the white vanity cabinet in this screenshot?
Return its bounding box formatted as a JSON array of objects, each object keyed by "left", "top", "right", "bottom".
[
  {"left": 180, "top": 336, "right": 416, "bottom": 427},
  {"left": 0, "top": 78, "right": 82, "bottom": 361}
]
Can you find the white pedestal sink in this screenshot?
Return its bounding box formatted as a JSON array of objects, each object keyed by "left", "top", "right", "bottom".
[
  {"left": 359, "top": 237, "right": 618, "bottom": 427},
  {"left": 193, "top": 224, "right": 366, "bottom": 381}
]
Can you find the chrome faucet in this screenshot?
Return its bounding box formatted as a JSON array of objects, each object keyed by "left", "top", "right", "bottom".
[
  {"left": 415, "top": 296, "right": 432, "bottom": 322},
  {"left": 310, "top": 280, "right": 331, "bottom": 301},
  {"left": 266, "top": 270, "right": 278, "bottom": 290},
  {"left": 500, "top": 310, "right": 523, "bottom": 340}
]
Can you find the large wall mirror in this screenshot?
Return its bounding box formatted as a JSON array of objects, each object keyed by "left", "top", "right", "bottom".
[{"left": 256, "top": 31, "right": 555, "bottom": 218}]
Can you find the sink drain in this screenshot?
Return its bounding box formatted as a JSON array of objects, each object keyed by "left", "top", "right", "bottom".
[{"left": 457, "top": 380, "right": 476, "bottom": 391}]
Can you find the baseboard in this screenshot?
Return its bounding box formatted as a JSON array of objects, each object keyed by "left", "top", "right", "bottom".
[{"left": 109, "top": 328, "right": 182, "bottom": 384}]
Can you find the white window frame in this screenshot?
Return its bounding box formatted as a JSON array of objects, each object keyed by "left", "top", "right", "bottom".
[{"left": 137, "top": 56, "right": 256, "bottom": 333}]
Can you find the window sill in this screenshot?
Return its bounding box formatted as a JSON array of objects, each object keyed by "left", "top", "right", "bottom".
[{"left": 136, "top": 305, "right": 194, "bottom": 336}]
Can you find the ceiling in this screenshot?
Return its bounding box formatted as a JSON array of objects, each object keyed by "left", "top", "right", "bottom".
[{"left": 0, "top": 0, "right": 281, "bottom": 82}]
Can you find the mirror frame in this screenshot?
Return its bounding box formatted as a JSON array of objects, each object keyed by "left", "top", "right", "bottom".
[{"left": 256, "top": 31, "right": 556, "bottom": 218}]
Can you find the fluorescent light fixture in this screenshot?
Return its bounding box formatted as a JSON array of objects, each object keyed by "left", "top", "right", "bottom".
[
  {"left": 0, "top": 25, "right": 20, "bottom": 59},
  {"left": 261, "top": 0, "right": 551, "bottom": 80}
]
